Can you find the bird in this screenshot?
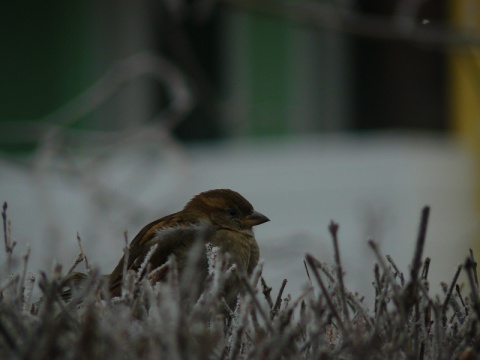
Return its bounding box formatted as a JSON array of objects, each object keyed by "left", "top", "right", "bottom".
[{"left": 108, "top": 189, "right": 269, "bottom": 305}]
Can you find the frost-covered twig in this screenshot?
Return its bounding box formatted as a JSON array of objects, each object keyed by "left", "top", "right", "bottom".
[
  {"left": 136, "top": 244, "right": 158, "bottom": 282},
  {"left": 329, "top": 221, "right": 350, "bottom": 323},
  {"left": 2, "top": 202, "right": 16, "bottom": 272},
  {"left": 76, "top": 232, "right": 89, "bottom": 271},
  {"left": 271, "top": 278, "right": 287, "bottom": 319},
  {"left": 306, "top": 253, "right": 347, "bottom": 335},
  {"left": 441, "top": 264, "right": 463, "bottom": 326}
]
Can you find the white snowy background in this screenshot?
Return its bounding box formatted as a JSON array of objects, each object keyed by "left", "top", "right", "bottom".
[{"left": 0, "top": 132, "right": 477, "bottom": 307}]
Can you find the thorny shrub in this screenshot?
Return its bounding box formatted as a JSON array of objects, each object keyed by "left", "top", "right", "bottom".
[{"left": 0, "top": 203, "right": 479, "bottom": 359}]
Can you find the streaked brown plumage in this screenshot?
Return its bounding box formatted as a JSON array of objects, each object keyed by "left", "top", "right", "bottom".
[{"left": 108, "top": 189, "right": 269, "bottom": 303}]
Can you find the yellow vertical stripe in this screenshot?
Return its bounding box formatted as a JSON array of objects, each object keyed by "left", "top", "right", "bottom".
[{"left": 449, "top": 0, "right": 480, "bottom": 206}]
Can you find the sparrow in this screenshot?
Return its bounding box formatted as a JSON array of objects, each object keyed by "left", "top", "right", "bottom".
[{"left": 108, "top": 189, "right": 269, "bottom": 304}]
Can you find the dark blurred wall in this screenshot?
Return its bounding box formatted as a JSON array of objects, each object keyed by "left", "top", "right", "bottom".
[
  {"left": 149, "top": 0, "right": 223, "bottom": 141},
  {"left": 352, "top": 0, "right": 448, "bottom": 131}
]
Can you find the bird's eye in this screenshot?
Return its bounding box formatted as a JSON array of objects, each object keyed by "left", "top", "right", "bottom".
[{"left": 227, "top": 208, "right": 239, "bottom": 217}]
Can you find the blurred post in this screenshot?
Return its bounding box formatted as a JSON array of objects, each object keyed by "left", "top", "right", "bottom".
[
  {"left": 247, "top": 15, "right": 290, "bottom": 135},
  {"left": 449, "top": 0, "right": 480, "bottom": 207}
]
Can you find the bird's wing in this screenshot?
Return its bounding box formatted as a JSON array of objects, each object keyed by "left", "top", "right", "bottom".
[{"left": 108, "top": 213, "right": 212, "bottom": 296}]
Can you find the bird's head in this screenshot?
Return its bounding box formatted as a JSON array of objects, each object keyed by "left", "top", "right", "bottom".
[{"left": 183, "top": 189, "right": 269, "bottom": 233}]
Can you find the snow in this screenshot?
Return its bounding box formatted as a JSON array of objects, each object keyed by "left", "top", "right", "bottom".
[{"left": 0, "top": 133, "right": 477, "bottom": 306}]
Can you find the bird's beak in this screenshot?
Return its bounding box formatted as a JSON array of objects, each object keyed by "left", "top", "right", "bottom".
[{"left": 243, "top": 211, "right": 270, "bottom": 227}]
